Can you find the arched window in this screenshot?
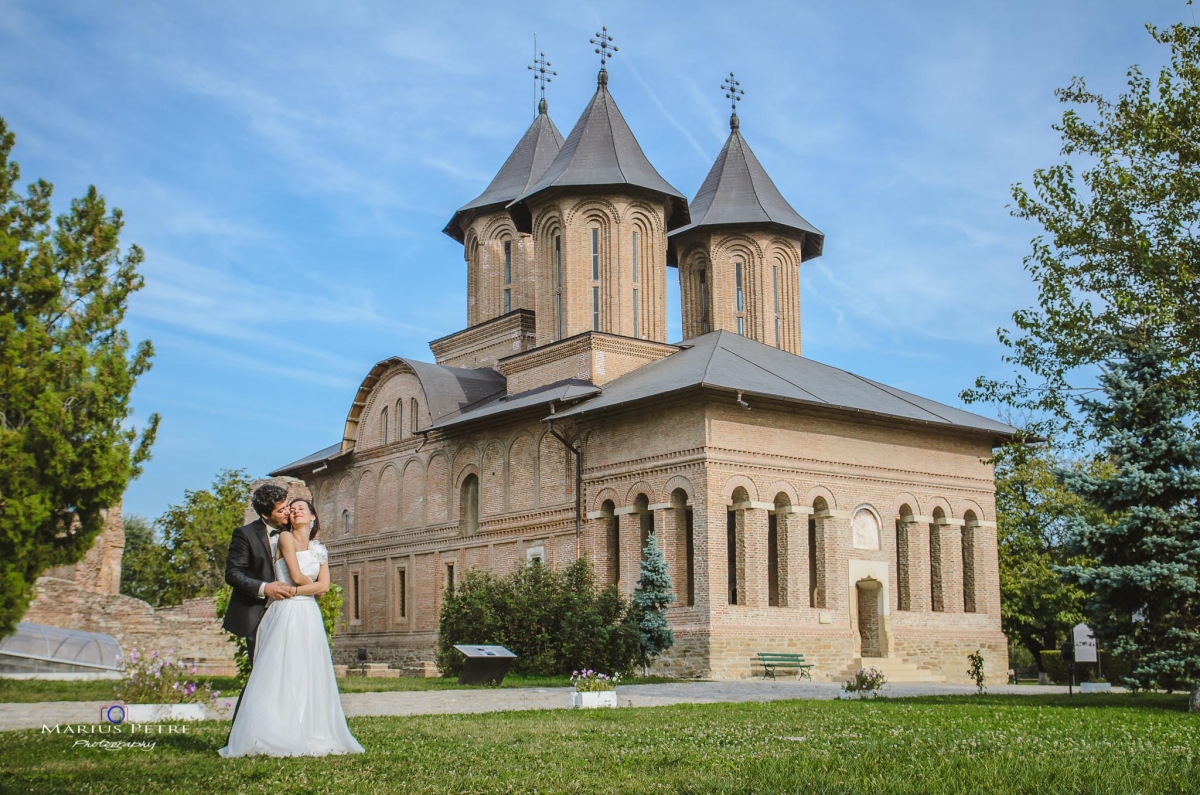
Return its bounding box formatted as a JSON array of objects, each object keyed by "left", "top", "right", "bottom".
[
  {"left": 342, "top": 509, "right": 350, "bottom": 535},
  {"left": 632, "top": 230, "right": 640, "bottom": 339},
  {"left": 962, "top": 511, "right": 978, "bottom": 613},
  {"left": 460, "top": 474, "right": 479, "bottom": 536},
  {"left": 554, "top": 234, "right": 563, "bottom": 340},
  {"left": 396, "top": 400, "right": 404, "bottom": 441},
  {"left": 734, "top": 259, "right": 745, "bottom": 335},
  {"left": 930, "top": 507, "right": 946, "bottom": 612},
  {"left": 590, "top": 226, "right": 601, "bottom": 331},
  {"left": 380, "top": 407, "right": 388, "bottom": 446},
  {"left": 699, "top": 266, "right": 709, "bottom": 334},
  {"left": 602, "top": 499, "right": 618, "bottom": 585},
  {"left": 635, "top": 493, "right": 652, "bottom": 554},
  {"left": 809, "top": 496, "right": 829, "bottom": 608},
  {"left": 503, "top": 239, "right": 512, "bottom": 314},
  {"left": 410, "top": 398, "right": 419, "bottom": 434},
  {"left": 895, "top": 504, "right": 914, "bottom": 611},
  {"left": 772, "top": 263, "right": 781, "bottom": 347}
]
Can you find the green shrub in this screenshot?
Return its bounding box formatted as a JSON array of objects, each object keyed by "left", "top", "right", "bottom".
[
  {"left": 1040, "top": 650, "right": 1133, "bottom": 685},
  {"left": 436, "top": 557, "right": 642, "bottom": 677}
]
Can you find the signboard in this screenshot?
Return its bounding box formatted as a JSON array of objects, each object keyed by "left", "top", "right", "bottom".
[{"left": 1073, "top": 623, "right": 1098, "bottom": 663}]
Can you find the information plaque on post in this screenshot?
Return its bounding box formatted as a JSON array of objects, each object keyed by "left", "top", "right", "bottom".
[{"left": 454, "top": 644, "right": 517, "bottom": 686}]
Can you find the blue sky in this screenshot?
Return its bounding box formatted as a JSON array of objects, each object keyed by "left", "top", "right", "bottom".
[{"left": 1, "top": 1, "right": 1190, "bottom": 521}]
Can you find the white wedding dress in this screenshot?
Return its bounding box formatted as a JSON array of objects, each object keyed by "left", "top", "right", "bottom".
[{"left": 219, "top": 541, "right": 364, "bottom": 757}]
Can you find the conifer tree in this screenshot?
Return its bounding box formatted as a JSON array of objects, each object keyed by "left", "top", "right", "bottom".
[
  {"left": 1056, "top": 335, "right": 1200, "bottom": 711},
  {"left": 633, "top": 532, "right": 674, "bottom": 675}
]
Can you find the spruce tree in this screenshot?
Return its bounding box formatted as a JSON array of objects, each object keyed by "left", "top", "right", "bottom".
[
  {"left": 1056, "top": 335, "right": 1200, "bottom": 711},
  {"left": 633, "top": 532, "right": 674, "bottom": 675}
]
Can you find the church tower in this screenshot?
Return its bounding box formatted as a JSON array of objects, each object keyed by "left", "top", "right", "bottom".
[
  {"left": 443, "top": 97, "right": 564, "bottom": 328},
  {"left": 508, "top": 32, "right": 689, "bottom": 346},
  {"left": 669, "top": 75, "right": 823, "bottom": 354}
]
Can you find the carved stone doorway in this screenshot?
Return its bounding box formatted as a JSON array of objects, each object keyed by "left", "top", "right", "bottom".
[{"left": 856, "top": 578, "right": 883, "bottom": 658}]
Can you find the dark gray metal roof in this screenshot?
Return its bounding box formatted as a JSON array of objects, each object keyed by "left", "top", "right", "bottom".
[
  {"left": 669, "top": 115, "right": 824, "bottom": 261},
  {"left": 443, "top": 102, "right": 564, "bottom": 243},
  {"left": 430, "top": 379, "right": 600, "bottom": 430},
  {"left": 401, "top": 358, "right": 507, "bottom": 422},
  {"left": 550, "top": 330, "right": 1018, "bottom": 437},
  {"left": 270, "top": 442, "right": 343, "bottom": 477},
  {"left": 508, "top": 70, "right": 690, "bottom": 232}
]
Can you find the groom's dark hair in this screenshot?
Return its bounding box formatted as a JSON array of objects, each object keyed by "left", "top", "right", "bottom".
[{"left": 251, "top": 483, "right": 289, "bottom": 519}]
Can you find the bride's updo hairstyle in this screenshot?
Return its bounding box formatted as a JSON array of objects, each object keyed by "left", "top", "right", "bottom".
[{"left": 288, "top": 498, "right": 320, "bottom": 540}]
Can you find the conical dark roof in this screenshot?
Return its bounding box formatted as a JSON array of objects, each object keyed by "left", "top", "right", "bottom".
[
  {"left": 443, "top": 100, "right": 564, "bottom": 243},
  {"left": 508, "top": 70, "right": 689, "bottom": 233},
  {"left": 669, "top": 115, "right": 824, "bottom": 261}
]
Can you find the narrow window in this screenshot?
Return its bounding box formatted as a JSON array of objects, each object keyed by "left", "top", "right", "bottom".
[
  {"left": 410, "top": 398, "right": 418, "bottom": 433},
  {"left": 396, "top": 400, "right": 404, "bottom": 441},
  {"left": 396, "top": 568, "right": 407, "bottom": 619},
  {"left": 632, "top": 288, "right": 639, "bottom": 338},
  {"left": 351, "top": 572, "right": 361, "bottom": 621},
  {"left": 342, "top": 509, "right": 350, "bottom": 535},
  {"left": 684, "top": 506, "right": 695, "bottom": 606},
  {"left": 773, "top": 265, "right": 781, "bottom": 347},
  {"left": 446, "top": 563, "right": 455, "bottom": 596},
  {"left": 504, "top": 239, "right": 512, "bottom": 313},
  {"left": 592, "top": 286, "right": 600, "bottom": 331},
  {"left": 807, "top": 516, "right": 818, "bottom": 607},
  {"left": 460, "top": 474, "right": 479, "bottom": 536},
  {"left": 735, "top": 260, "right": 744, "bottom": 312},
  {"left": 726, "top": 510, "right": 738, "bottom": 605},
  {"left": 554, "top": 234, "right": 563, "bottom": 340},
  {"left": 735, "top": 260, "right": 745, "bottom": 336},
  {"left": 380, "top": 407, "right": 388, "bottom": 445},
  {"left": 632, "top": 231, "right": 639, "bottom": 282},
  {"left": 699, "top": 268, "right": 709, "bottom": 334},
  {"left": 591, "top": 227, "right": 599, "bottom": 281},
  {"left": 768, "top": 513, "right": 780, "bottom": 607}
]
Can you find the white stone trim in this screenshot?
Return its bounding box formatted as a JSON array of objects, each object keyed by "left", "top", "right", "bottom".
[
  {"left": 900, "top": 515, "right": 935, "bottom": 524},
  {"left": 934, "top": 517, "right": 966, "bottom": 527},
  {"left": 813, "top": 509, "right": 852, "bottom": 520},
  {"left": 586, "top": 510, "right": 612, "bottom": 520},
  {"left": 848, "top": 559, "right": 891, "bottom": 618},
  {"left": 647, "top": 502, "right": 672, "bottom": 511},
  {"left": 773, "top": 505, "right": 812, "bottom": 516},
  {"left": 729, "top": 500, "right": 774, "bottom": 512},
  {"left": 969, "top": 520, "right": 997, "bottom": 529},
  {"left": 613, "top": 506, "right": 639, "bottom": 516}
]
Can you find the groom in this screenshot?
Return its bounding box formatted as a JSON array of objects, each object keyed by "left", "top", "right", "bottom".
[{"left": 222, "top": 482, "right": 297, "bottom": 730}]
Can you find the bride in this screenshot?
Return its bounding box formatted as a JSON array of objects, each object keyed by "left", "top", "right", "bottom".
[{"left": 219, "top": 498, "right": 364, "bottom": 757}]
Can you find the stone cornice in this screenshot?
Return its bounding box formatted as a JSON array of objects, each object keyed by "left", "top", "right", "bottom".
[
  {"left": 498, "top": 331, "right": 679, "bottom": 377},
  {"left": 429, "top": 310, "right": 536, "bottom": 357}
]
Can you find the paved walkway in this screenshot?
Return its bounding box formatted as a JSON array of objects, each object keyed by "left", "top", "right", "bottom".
[{"left": 0, "top": 681, "right": 1080, "bottom": 732}]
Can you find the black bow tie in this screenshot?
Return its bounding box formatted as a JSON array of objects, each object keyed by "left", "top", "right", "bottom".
[{"left": 269, "top": 528, "right": 281, "bottom": 537}]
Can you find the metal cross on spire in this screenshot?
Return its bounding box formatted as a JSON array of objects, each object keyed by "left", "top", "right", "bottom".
[
  {"left": 722, "top": 72, "right": 745, "bottom": 113},
  {"left": 722, "top": 72, "right": 745, "bottom": 130},
  {"left": 590, "top": 26, "right": 618, "bottom": 68},
  {"left": 528, "top": 51, "right": 556, "bottom": 105}
]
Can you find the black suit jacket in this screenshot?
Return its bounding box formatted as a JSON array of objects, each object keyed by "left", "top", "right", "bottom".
[{"left": 222, "top": 518, "right": 277, "bottom": 638}]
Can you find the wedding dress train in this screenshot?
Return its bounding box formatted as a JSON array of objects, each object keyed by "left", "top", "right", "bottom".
[{"left": 219, "top": 541, "right": 364, "bottom": 757}]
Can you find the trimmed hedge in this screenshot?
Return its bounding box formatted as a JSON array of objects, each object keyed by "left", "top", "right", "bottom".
[{"left": 436, "top": 557, "right": 642, "bottom": 677}]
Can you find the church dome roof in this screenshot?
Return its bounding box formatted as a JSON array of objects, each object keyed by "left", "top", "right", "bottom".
[
  {"left": 507, "top": 69, "right": 690, "bottom": 233},
  {"left": 442, "top": 100, "right": 564, "bottom": 243},
  {"left": 670, "top": 114, "right": 824, "bottom": 262}
]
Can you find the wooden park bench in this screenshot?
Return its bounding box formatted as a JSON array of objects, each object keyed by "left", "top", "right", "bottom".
[{"left": 757, "top": 652, "right": 814, "bottom": 681}]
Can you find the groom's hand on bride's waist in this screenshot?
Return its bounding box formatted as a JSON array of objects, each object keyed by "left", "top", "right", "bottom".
[{"left": 264, "top": 581, "right": 295, "bottom": 600}]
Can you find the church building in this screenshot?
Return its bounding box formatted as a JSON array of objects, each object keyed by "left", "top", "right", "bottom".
[{"left": 273, "top": 48, "right": 1013, "bottom": 683}]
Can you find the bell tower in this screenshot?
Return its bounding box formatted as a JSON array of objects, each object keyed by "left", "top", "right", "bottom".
[{"left": 668, "top": 74, "right": 824, "bottom": 354}]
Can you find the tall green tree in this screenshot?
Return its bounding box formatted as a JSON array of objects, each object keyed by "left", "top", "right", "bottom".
[
  {"left": 963, "top": 23, "right": 1200, "bottom": 439},
  {"left": 155, "top": 469, "right": 252, "bottom": 606},
  {"left": 633, "top": 533, "right": 674, "bottom": 675},
  {"left": 0, "top": 117, "right": 158, "bottom": 635},
  {"left": 119, "top": 513, "right": 167, "bottom": 605},
  {"left": 1056, "top": 335, "right": 1200, "bottom": 711},
  {"left": 994, "top": 437, "right": 1098, "bottom": 672}
]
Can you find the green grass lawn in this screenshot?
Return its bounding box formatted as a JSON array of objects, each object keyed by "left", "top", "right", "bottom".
[
  {"left": 0, "top": 673, "right": 682, "bottom": 703},
  {"left": 3, "top": 694, "right": 1197, "bottom": 794}
]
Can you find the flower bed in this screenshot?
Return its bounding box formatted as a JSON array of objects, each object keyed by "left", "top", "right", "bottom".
[{"left": 109, "top": 648, "right": 229, "bottom": 721}]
